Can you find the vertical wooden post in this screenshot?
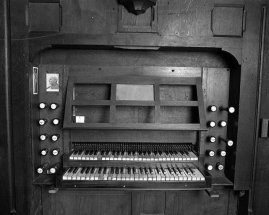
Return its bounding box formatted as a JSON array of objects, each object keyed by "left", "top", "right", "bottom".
[{"left": 3, "top": 0, "right": 16, "bottom": 213}]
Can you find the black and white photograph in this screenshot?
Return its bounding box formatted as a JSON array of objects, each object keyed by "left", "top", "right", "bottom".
[
  {"left": 0, "top": 0, "right": 269, "bottom": 215},
  {"left": 46, "top": 74, "right": 59, "bottom": 92}
]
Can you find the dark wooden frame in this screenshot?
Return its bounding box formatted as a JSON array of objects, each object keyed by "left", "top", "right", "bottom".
[{"left": 63, "top": 75, "right": 207, "bottom": 131}]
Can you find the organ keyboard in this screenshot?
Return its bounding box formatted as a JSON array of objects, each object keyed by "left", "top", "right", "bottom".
[
  {"left": 56, "top": 162, "right": 211, "bottom": 189},
  {"left": 62, "top": 165, "right": 205, "bottom": 181},
  {"left": 56, "top": 142, "right": 210, "bottom": 189},
  {"left": 68, "top": 143, "right": 198, "bottom": 161},
  {"left": 69, "top": 149, "right": 198, "bottom": 161}
]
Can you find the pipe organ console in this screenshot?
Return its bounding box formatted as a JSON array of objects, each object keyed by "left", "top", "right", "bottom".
[
  {"left": 32, "top": 61, "right": 238, "bottom": 198},
  {"left": 2, "top": 0, "right": 267, "bottom": 213}
]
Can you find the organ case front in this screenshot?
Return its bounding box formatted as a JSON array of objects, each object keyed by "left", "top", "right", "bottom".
[{"left": 33, "top": 63, "right": 235, "bottom": 194}]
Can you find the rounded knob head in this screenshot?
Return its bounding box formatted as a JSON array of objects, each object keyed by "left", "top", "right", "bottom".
[
  {"left": 50, "top": 168, "right": 56, "bottom": 174},
  {"left": 41, "top": 150, "right": 47, "bottom": 156},
  {"left": 220, "top": 151, "right": 226, "bottom": 156},
  {"left": 52, "top": 119, "right": 60, "bottom": 125},
  {"left": 228, "top": 107, "right": 235, "bottom": 113},
  {"left": 50, "top": 103, "right": 58, "bottom": 110},
  {"left": 39, "top": 103, "right": 47, "bottom": 109},
  {"left": 52, "top": 150, "right": 59, "bottom": 155},
  {"left": 209, "top": 121, "right": 216, "bottom": 127},
  {"left": 227, "top": 140, "right": 233, "bottom": 146},
  {"left": 206, "top": 164, "right": 213, "bottom": 171},
  {"left": 209, "top": 136, "right": 216, "bottom": 143},
  {"left": 217, "top": 164, "right": 224, "bottom": 170},
  {"left": 40, "top": 134, "right": 47, "bottom": 141},
  {"left": 37, "top": 168, "right": 43, "bottom": 174},
  {"left": 51, "top": 135, "right": 59, "bottom": 142},
  {"left": 220, "top": 121, "right": 227, "bottom": 127},
  {"left": 208, "top": 151, "right": 215, "bottom": 157},
  {"left": 39, "top": 119, "right": 46, "bottom": 125},
  {"left": 209, "top": 105, "right": 217, "bottom": 112}
]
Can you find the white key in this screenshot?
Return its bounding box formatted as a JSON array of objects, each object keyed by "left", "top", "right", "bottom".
[
  {"left": 62, "top": 168, "right": 71, "bottom": 180},
  {"left": 72, "top": 168, "right": 82, "bottom": 180}
]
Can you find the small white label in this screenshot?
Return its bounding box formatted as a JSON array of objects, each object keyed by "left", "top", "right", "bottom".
[{"left": 76, "top": 116, "right": 85, "bottom": 123}]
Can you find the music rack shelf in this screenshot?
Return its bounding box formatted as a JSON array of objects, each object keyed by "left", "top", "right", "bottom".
[{"left": 63, "top": 76, "right": 207, "bottom": 131}]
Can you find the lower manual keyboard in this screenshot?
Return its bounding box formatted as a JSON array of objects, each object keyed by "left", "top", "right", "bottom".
[{"left": 61, "top": 164, "right": 205, "bottom": 181}]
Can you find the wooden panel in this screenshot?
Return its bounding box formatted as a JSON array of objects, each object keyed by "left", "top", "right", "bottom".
[
  {"left": 132, "top": 191, "right": 165, "bottom": 215},
  {"left": 116, "top": 106, "right": 155, "bottom": 123},
  {"left": 158, "top": 0, "right": 212, "bottom": 37},
  {"left": 40, "top": 51, "right": 229, "bottom": 69},
  {"left": 75, "top": 84, "right": 111, "bottom": 100},
  {"left": 75, "top": 105, "right": 110, "bottom": 123},
  {"left": 71, "top": 130, "right": 197, "bottom": 143},
  {"left": 252, "top": 6, "right": 269, "bottom": 215},
  {"left": 0, "top": 1, "right": 14, "bottom": 214},
  {"left": 61, "top": 0, "right": 118, "bottom": 34},
  {"left": 9, "top": 0, "right": 39, "bottom": 214},
  {"left": 212, "top": 6, "right": 244, "bottom": 37},
  {"left": 29, "top": 3, "right": 60, "bottom": 32},
  {"left": 38, "top": 65, "right": 65, "bottom": 172},
  {"left": 43, "top": 189, "right": 131, "bottom": 215},
  {"left": 160, "top": 107, "right": 199, "bottom": 124},
  {"left": 118, "top": 4, "right": 157, "bottom": 32},
  {"left": 234, "top": 1, "right": 261, "bottom": 191},
  {"left": 165, "top": 190, "right": 230, "bottom": 215},
  {"left": 160, "top": 85, "right": 197, "bottom": 101},
  {"left": 202, "top": 68, "right": 230, "bottom": 177}
]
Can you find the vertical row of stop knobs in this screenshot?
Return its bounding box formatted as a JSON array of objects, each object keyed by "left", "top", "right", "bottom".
[
  {"left": 205, "top": 105, "right": 235, "bottom": 171},
  {"left": 37, "top": 102, "right": 61, "bottom": 174}
]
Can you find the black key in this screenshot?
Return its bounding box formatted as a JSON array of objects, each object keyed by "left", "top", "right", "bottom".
[
  {"left": 111, "top": 167, "right": 115, "bottom": 174},
  {"left": 68, "top": 167, "right": 74, "bottom": 173},
  {"left": 73, "top": 167, "right": 79, "bottom": 173},
  {"left": 85, "top": 167, "right": 90, "bottom": 174},
  {"left": 115, "top": 167, "right": 119, "bottom": 174},
  {"left": 81, "top": 167, "right": 86, "bottom": 174},
  {"left": 90, "top": 167, "right": 95, "bottom": 174}
]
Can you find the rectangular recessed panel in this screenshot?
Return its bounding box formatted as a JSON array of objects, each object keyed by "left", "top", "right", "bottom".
[
  {"left": 73, "top": 106, "right": 110, "bottom": 123},
  {"left": 29, "top": 3, "right": 60, "bottom": 32},
  {"left": 116, "top": 84, "right": 154, "bottom": 101},
  {"left": 75, "top": 84, "right": 111, "bottom": 100},
  {"left": 160, "top": 107, "right": 199, "bottom": 124},
  {"left": 212, "top": 6, "right": 244, "bottom": 37},
  {"left": 160, "top": 85, "right": 197, "bottom": 101},
  {"left": 116, "top": 106, "right": 155, "bottom": 123}
]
